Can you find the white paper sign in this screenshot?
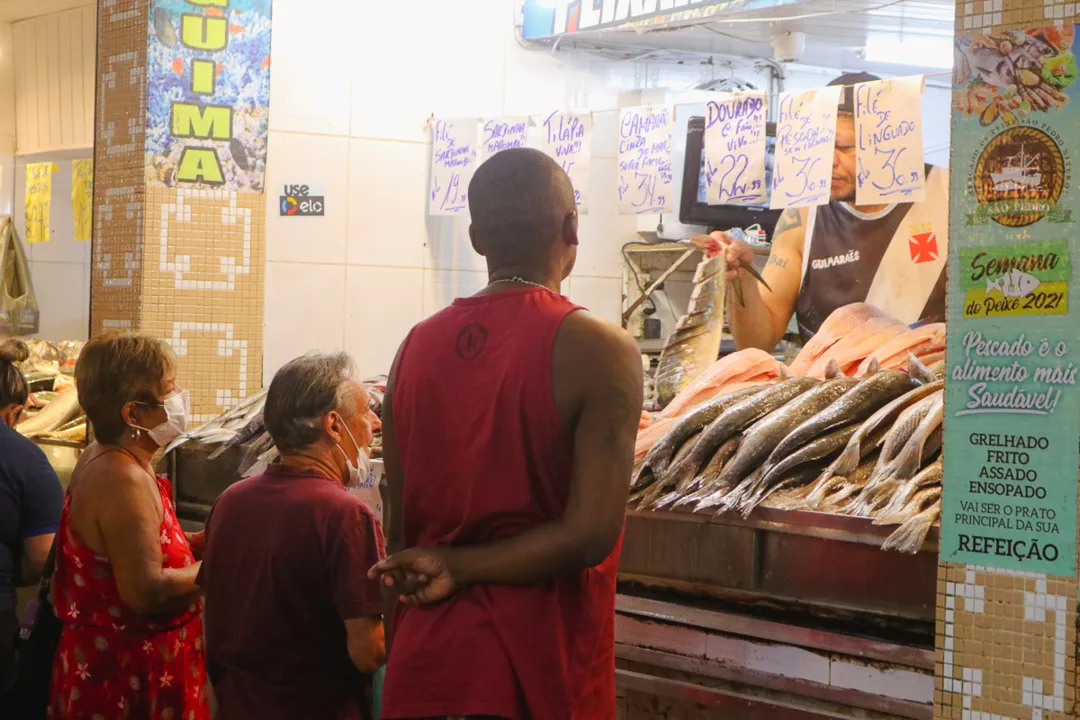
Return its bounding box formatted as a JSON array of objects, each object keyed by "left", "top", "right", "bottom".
[
  {"left": 537, "top": 111, "right": 593, "bottom": 214},
  {"left": 480, "top": 117, "right": 529, "bottom": 160},
  {"left": 703, "top": 92, "right": 769, "bottom": 206},
  {"left": 429, "top": 118, "right": 479, "bottom": 216},
  {"left": 854, "top": 76, "right": 926, "bottom": 205},
  {"left": 772, "top": 87, "right": 842, "bottom": 209},
  {"left": 618, "top": 105, "right": 675, "bottom": 215}
]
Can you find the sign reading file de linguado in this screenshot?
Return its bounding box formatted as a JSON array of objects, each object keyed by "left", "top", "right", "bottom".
[{"left": 942, "top": 24, "right": 1080, "bottom": 576}]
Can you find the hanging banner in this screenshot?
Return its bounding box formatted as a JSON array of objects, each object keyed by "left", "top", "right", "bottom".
[
  {"left": 429, "top": 118, "right": 479, "bottom": 216},
  {"left": 145, "top": 0, "right": 272, "bottom": 191},
  {"left": 25, "top": 163, "right": 58, "bottom": 244},
  {"left": 703, "top": 92, "right": 768, "bottom": 206},
  {"left": 480, "top": 117, "right": 529, "bottom": 160},
  {"left": 941, "top": 24, "right": 1080, "bottom": 576},
  {"left": 521, "top": 0, "right": 803, "bottom": 39},
  {"left": 618, "top": 105, "right": 675, "bottom": 215},
  {"left": 536, "top": 110, "right": 592, "bottom": 214},
  {"left": 771, "top": 87, "right": 841, "bottom": 209},
  {"left": 854, "top": 76, "right": 926, "bottom": 205},
  {"left": 72, "top": 159, "right": 93, "bottom": 242}
]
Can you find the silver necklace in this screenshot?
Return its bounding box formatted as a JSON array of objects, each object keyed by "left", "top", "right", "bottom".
[{"left": 489, "top": 276, "right": 550, "bottom": 291}]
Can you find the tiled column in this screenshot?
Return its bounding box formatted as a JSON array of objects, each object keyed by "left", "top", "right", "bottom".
[
  {"left": 91, "top": 0, "right": 271, "bottom": 421},
  {"left": 939, "top": 1, "right": 1079, "bottom": 718}
]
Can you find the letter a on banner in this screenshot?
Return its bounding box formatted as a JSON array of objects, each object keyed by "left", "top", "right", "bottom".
[
  {"left": 536, "top": 111, "right": 593, "bottom": 214},
  {"left": 704, "top": 92, "right": 768, "bottom": 206},
  {"left": 855, "top": 76, "right": 926, "bottom": 205},
  {"left": 429, "top": 119, "right": 479, "bottom": 216}
]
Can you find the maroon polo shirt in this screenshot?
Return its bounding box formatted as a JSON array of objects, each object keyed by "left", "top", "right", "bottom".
[{"left": 199, "top": 464, "right": 385, "bottom": 720}]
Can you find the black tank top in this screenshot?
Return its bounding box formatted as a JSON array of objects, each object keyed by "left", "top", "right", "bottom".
[{"left": 794, "top": 165, "right": 947, "bottom": 341}]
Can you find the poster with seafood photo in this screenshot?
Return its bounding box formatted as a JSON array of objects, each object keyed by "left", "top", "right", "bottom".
[
  {"left": 943, "top": 25, "right": 1080, "bottom": 575},
  {"left": 145, "top": 0, "right": 272, "bottom": 192}
]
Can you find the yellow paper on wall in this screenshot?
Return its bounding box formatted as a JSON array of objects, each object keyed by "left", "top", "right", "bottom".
[
  {"left": 25, "top": 162, "right": 58, "bottom": 243},
  {"left": 72, "top": 159, "right": 93, "bottom": 242}
]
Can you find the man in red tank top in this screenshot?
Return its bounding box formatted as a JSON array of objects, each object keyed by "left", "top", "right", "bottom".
[{"left": 370, "top": 148, "right": 643, "bottom": 720}]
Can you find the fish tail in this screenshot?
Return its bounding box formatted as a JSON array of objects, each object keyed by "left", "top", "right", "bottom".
[
  {"left": 882, "top": 506, "right": 940, "bottom": 554},
  {"left": 651, "top": 491, "right": 682, "bottom": 510}
]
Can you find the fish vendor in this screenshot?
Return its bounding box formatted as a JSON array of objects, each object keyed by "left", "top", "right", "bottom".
[{"left": 718, "top": 72, "right": 949, "bottom": 351}]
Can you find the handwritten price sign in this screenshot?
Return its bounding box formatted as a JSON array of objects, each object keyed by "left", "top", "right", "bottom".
[
  {"left": 537, "top": 111, "right": 593, "bottom": 213},
  {"left": 855, "top": 76, "right": 926, "bottom": 205},
  {"left": 429, "top": 119, "right": 479, "bottom": 216},
  {"left": 771, "top": 87, "right": 841, "bottom": 210},
  {"left": 703, "top": 92, "right": 768, "bottom": 206},
  {"left": 618, "top": 105, "right": 675, "bottom": 215},
  {"left": 480, "top": 117, "right": 528, "bottom": 160}
]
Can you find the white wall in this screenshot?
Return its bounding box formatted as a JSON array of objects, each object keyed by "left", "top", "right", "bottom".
[{"left": 12, "top": 6, "right": 96, "bottom": 154}]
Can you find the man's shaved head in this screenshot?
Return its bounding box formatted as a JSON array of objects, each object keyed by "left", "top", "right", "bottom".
[{"left": 468, "top": 148, "right": 579, "bottom": 279}]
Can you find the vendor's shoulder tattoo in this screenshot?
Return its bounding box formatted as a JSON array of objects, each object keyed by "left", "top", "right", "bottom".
[{"left": 773, "top": 208, "right": 804, "bottom": 237}]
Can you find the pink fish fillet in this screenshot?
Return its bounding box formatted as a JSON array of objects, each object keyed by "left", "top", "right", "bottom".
[
  {"left": 806, "top": 317, "right": 907, "bottom": 378},
  {"left": 916, "top": 350, "right": 946, "bottom": 366},
  {"left": 657, "top": 348, "right": 777, "bottom": 421},
  {"left": 855, "top": 324, "right": 947, "bottom": 376},
  {"left": 789, "top": 303, "right": 887, "bottom": 375},
  {"left": 659, "top": 363, "right": 783, "bottom": 419}
]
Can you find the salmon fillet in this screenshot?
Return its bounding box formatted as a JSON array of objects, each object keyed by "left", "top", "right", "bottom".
[
  {"left": 635, "top": 417, "right": 678, "bottom": 460},
  {"left": 806, "top": 317, "right": 908, "bottom": 378},
  {"left": 789, "top": 303, "right": 887, "bottom": 376},
  {"left": 855, "top": 324, "right": 947, "bottom": 376}
]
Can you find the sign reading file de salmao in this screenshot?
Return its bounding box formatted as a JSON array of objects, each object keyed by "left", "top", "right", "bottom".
[{"left": 942, "top": 24, "right": 1080, "bottom": 576}]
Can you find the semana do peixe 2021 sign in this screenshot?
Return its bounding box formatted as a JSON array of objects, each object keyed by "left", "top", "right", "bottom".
[{"left": 942, "top": 24, "right": 1080, "bottom": 576}]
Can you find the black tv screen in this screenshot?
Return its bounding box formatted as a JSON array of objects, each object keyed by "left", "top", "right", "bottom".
[{"left": 679, "top": 116, "right": 783, "bottom": 237}]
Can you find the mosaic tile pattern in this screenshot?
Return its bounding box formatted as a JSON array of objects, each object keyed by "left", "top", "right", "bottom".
[
  {"left": 91, "top": 0, "right": 266, "bottom": 419},
  {"left": 939, "top": 2, "right": 1080, "bottom": 719}
]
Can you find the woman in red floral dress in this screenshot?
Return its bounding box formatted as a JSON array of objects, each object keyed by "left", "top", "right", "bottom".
[{"left": 49, "top": 333, "right": 208, "bottom": 720}]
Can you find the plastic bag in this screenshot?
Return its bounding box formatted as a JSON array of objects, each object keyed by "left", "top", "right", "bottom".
[{"left": 0, "top": 216, "right": 40, "bottom": 334}]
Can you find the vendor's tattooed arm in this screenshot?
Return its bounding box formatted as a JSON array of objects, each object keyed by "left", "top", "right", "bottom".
[{"left": 771, "top": 208, "right": 803, "bottom": 238}]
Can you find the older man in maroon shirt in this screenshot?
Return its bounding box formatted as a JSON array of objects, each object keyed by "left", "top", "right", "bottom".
[{"left": 199, "top": 353, "right": 385, "bottom": 720}]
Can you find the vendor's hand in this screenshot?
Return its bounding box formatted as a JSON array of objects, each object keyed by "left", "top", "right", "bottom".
[
  {"left": 369, "top": 548, "right": 458, "bottom": 606},
  {"left": 713, "top": 231, "right": 756, "bottom": 282}
]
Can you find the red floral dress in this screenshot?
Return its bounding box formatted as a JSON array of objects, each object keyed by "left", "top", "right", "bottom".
[{"left": 48, "top": 476, "right": 209, "bottom": 720}]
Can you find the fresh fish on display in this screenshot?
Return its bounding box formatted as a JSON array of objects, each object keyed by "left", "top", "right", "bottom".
[
  {"left": 881, "top": 504, "right": 941, "bottom": 554},
  {"left": 763, "top": 369, "right": 919, "bottom": 473},
  {"left": 740, "top": 465, "right": 823, "bottom": 514},
  {"left": 824, "top": 380, "right": 944, "bottom": 483},
  {"left": 855, "top": 326, "right": 946, "bottom": 376},
  {"left": 661, "top": 378, "right": 820, "bottom": 494},
  {"left": 696, "top": 466, "right": 763, "bottom": 512},
  {"left": 667, "top": 436, "right": 742, "bottom": 509},
  {"left": 711, "top": 370, "right": 859, "bottom": 493},
  {"left": 207, "top": 412, "right": 266, "bottom": 460},
  {"left": 16, "top": 387, "right": 81, "bottom": 438},
  {"left": 632, "top": 385, "right": 765, "bottom": 491},
  {"left": 637, "top": 430, "right": 704, "bottom": 509},
  {"left": 163, "top": 389, "right": 269, "bottom": 454},
  {"left": 875, "top": 458, "right": 944, "bottom": 521},
  {"left": 858, "top": 392, "right": 944, "bottom": 505},
  {"left": 872, "top": 394, "right": 945, "bottom": 487},
  {"left": 986, "top": 267, "right": 1041, "bottom": 297},
  {"left": 758, "top": 424, "right": 859, "bottom": 491},
  {"left": 879, "top": 485, "right": 943, "bottom": 528}
]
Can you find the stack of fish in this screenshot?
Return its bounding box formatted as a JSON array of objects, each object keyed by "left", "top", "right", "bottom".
[
  {"left": 630, "top": 354, "right": 947, "bottom": 554},
  {"left": 14, "top": 339, "right": 86, "bottom": 443},
  {"left": 165, "top": 375, "right": 388, "bottom": 478}
]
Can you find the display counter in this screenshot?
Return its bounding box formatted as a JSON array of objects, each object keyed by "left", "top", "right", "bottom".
[{"left": 614, "top": 508, "right": 936, "bottom": 718}]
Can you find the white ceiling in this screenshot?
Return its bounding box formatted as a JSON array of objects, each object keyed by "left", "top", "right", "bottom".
[{"left": 0, "top": 0, "right": 93, "bottom": 23}]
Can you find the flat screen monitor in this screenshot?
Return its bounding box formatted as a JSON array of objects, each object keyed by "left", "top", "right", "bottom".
[{"left": 679, "top": 115, "right": 783, "bottom": 237}]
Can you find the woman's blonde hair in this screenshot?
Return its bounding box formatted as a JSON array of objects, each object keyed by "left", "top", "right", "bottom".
[{"left": 75, "top": 331, "right": 176, "bottom": 444}]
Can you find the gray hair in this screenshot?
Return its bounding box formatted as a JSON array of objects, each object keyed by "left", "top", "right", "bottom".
[{"left": 265, "top": 352, "right": 356, "bottom": 452}]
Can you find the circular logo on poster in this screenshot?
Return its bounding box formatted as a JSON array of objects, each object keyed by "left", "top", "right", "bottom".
[
  {"left": 974, "top": 126, "right": 1066, "bottom": 227},
  {"left": 455, "top": 323, "right": 488, "bottom": 361}
]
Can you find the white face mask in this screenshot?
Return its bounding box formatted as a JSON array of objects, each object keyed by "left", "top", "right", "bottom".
[
  {"left": 131, "top": 390, "right": 189, "bottom": 448},
  {"left": 336, "top": 422, "right": 372, "bottom": 489}
]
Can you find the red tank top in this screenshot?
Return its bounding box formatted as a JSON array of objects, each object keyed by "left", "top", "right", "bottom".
[{"left": 381, "top": 287, "right": 621, "bottom": 720}]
